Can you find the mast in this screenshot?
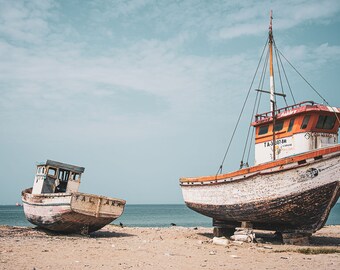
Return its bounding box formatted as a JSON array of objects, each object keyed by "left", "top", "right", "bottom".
[
  {"left": 269, "top": 10, "right": 276, "bottom": 160},
  {"left": 269, "top": 10, "right": 275, "bottom": 112}
]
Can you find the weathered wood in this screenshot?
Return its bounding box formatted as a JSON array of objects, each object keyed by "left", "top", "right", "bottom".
[
  {"left": 22, "top": 188, "right": 126, "bottom": 234},
  {"left": 230, "top": 234, "right": 254, "bottom": 243},
  {"left": 212, "top": 219, "right": 236, "bottom": 237},
  {"left": 182, "top": 151, "right": 340, "bottom": 234},
  {"left": 213, "top": 227, "right": 235, "bottom": 237},
  {"left": 22, "top": 160, "right": 126, "bottom": 234},
  {"left": 180, "top": 145, "right": 340, "bottom": 183},
  {"left": 179, "top": 18, "right": 340, "bottom": 245},
  {"left": 240, "top": 222, "right": 252, "bottom": 229},
  {"left": 281, "top": 232, "right": 312, "bottom": 245},
  {"left": 45, "top": 160, "right": 85, "bottom": 173}
]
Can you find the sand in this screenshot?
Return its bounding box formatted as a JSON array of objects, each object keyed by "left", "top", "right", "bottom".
[{"left": 0, "top": 225, "right": 339, "bottom": 270}]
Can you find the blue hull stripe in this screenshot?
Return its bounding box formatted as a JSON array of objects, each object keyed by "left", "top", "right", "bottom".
[{"left": 22, "top": 201, "right": 70, "bottom": 207}]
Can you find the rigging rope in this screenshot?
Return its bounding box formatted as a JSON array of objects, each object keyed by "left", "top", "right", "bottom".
[
  {"left": 274, "top": 43, "right": 288, "bottom": 107},
  {"left": 217, "top": 37, "right": 339, "bottom": 176},
  {"left": 245, "top": 50, "right": 270, "bottom": 165},
  {"left": 277, "top": 49, "right": 340, "bottom": 125},
  {"left": 246, "top": 49, "right": 270, "bottom": 165},
  {"left": 274, "top": 41, "right": 296, "bottom": 104},
  {"left": 216, "top": 37, "right": 269, "bottom": 176},
  {"left": 240, "top": 91, "right": 259, "bottom": 168},
  {"left": 241, "top": 46, "right": 270, "bottom": 168}
]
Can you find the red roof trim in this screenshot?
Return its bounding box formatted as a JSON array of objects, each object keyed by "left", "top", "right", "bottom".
[{"left": 252, "top": 101, "right": 340, "bottom": 126}]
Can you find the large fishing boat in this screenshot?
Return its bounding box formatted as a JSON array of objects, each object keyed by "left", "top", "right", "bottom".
[
  {"left": 180, "top": 12, "right": 340, "bottom": 243},
  {"left": 22, "top": 160, "right": 126, "bottom": 234}
]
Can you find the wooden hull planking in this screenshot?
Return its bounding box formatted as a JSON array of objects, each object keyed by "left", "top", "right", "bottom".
[
  {"left": 181, "top": 147, "right": 340, "bottom": 232},
  {"left": 22, "top": 188, "right": 126, "bottom": 233}
]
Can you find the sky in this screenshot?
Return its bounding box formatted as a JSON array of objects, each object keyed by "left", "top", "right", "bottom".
[{"left": 1, "top": 0, "right": 340, "bottom": 204}]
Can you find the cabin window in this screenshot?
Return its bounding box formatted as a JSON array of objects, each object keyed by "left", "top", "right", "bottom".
[
  {"left": 58, "top": 169, "right": 70, "bottom": 182},
  {"left": 72, "top": 173, "right": 80, "bottom": 181},
  {"left": 37, "top": 167, "right": 44, "bottom": 174},
  {"left": 273, "top": 121, "right": 284, "bottom": 132},
  {"left": 48, "top": 167, "right": 56, "bottom": 176},
  {"left": 316, "top": 115, "right": 336, "bottom": 130},
  {"left": 288, "top": 118, "right": 295, "bottom": 132},
  {"left": 55, "top": 169, "right": 70, "bottom": 193},
  {"left": 258, "top": 125, "right": 269, "bottom": 135},
  {"left": 300, "top": 115, "right": 310, "bottom": 129}
]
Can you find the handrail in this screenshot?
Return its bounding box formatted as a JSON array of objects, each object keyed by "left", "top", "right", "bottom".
[{"left": 255, "top": 101, "right": 315, "bottom": 121}]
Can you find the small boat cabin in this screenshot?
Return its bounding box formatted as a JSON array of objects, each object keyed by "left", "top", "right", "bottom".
[
  {"left": 31, "top": 160, "right": 85, "bottom": 195},
  {"left": 252, "top": 101, "right": 340, "bottom": 164}
]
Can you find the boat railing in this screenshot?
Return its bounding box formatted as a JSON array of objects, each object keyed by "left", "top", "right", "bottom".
[{"left": 255, "top": 101, "right": 315, "bottom": 121}]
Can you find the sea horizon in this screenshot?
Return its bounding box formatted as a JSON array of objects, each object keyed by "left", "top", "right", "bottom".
[
  {"left": 1, "top": 203, "right": 339, "bottom": 228},
  {"left": 1, "top": 202, "right": 339, "bottom": 206}
]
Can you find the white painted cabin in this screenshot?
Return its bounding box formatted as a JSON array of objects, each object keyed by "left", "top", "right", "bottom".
[
  {"left": 252, "top": 101, "right": 340, "bottom": 165},
  {"left": 32, "top": 160, "right": 85, "bottom": 195}
]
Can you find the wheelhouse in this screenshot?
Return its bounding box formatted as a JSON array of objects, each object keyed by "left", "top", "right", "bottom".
[
  {"left": 32, "top": 160, "right": 85, "bottom": 195},
  {"left": 252, "top": 101, "right": 340, "bottom": 164}
]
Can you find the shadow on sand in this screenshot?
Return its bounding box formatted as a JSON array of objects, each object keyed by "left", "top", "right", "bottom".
[
  {"left": 90, "top": 230, "right": 135, "bottom": 238},
  {"left": 0, "top": 226, "right": 136, "bottom": 238},
  {"left": 36, "top": 227, "right": 135, "bottom": 238}
]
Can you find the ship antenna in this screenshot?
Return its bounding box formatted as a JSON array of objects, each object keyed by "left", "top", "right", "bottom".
[{"left": 269, "top": 10, "right": 276, "bottom": 161}]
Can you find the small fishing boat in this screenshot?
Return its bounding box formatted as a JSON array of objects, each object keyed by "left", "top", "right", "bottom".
[
  {"left": 180, "top": 12, "right": 340, "bottom": 243},
  {"left": 22, "top": 160, "right": 126, "bottom": 234}
]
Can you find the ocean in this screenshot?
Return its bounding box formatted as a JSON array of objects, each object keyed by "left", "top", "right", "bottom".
[{"left": 0, "top": 203, "right": 339, "bottom": 228}]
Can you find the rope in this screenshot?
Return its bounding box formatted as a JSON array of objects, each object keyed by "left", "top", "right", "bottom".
[
  {"left": 277, "top": 49, "right": 340, "bottom": 125},
  {"left": 256, "top": 48, "right": 270, "bottom": 113},
  {"left": 240, "top": 45, "right": 270, "bottom": 168},
  {"left": 245, "top": 53, "right": 269, "bottom": 165},
  {"left": 274, "top": 41, "right": 296, "bottom": 104},
  {"left": 245, "top": 49, "right": 271, "bottom": 165},
  {"left": 216, "top": 37, "right": 269, "bottom": 176},
  {"left": 217, "top": 36, "right": 339, "bottom": 176},
  {"left": 274, "top": 42, "right": 288, "bottom": 106},
  {"left": 240, "top": 91, "right": 260, "bottom": 167}
]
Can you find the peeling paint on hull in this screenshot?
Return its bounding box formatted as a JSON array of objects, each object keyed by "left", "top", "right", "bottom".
[
  {"left": 181, "top": 147, "right": 340, "bottom": 233},
  {"left": 186, "top": 181, "right": 339, "bottom": 232},
  {"left": 22, "top": 188, "right": 126, "bottom": 233},
  {"left": 23, "top": 208, "right": 116, "bottom": 233}
]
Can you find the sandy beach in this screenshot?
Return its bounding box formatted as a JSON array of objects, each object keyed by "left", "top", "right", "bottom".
[{"left": 0, "top": 225, "right": 339, "bottom": 270}]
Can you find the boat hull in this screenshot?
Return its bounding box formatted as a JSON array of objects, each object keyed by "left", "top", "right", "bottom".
[
  {"left": 181, "top": 147, "right": 340, "bottom": 232},
  {"left": 22, "top": 188, "right": 126, "bottom": 233}
]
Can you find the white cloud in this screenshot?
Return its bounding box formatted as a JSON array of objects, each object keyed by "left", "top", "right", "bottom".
[
  {"left": 1, "top": 0, "right": 339, "bottom": 133},
  {"left": 279, "top": 43, "right": 340, "bottom": 72},
  {"left": 0, "top": 36, "right": 251, "bottom": 115},
  {"left": 0, "top": 0, "right": 56, "bottom": 44},
  {"left": 1, "top": 0, "right": 340, "bottom": 204},
  {"left": 1, "top": 0, "right": 339, "bottom": 115},
  {"left": 0, "top": 2, "right": 339, "bottom": 126},
  {"left": 218, "top": 0, "right": 340, "bottom": 39}
]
